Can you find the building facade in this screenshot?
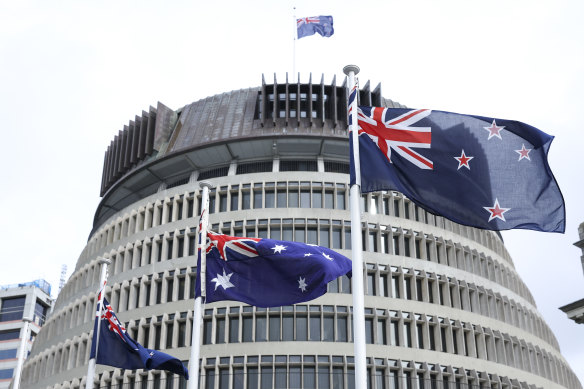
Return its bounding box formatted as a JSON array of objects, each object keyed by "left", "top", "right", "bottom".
[
  {"left": 20, "top": 75, "right": 582, "bottom": 389},
  {"left": 0, "top": 280, "right": 52, "bottom": 388}
]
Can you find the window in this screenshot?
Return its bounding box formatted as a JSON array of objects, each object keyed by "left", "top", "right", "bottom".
[
  {"left": 269, "top": 316, "right": 280, "bottom": 341},
  {"left": 203, "top": 319, "right": 212, "bottom": 345},
  {"left": 242, "top": 317, "right": 253, "bottom": 342},
  {"left": 0, "top": 296, "right": 25, "bottom": 321},
  {"left": 282, "top": 316, "right": 293, "bottom": 341},
  {"left": 0, "top": 369, "right": 14, "bottom": 380},
  {"left": 300, "top": 190, "right": 310, "bottom": 208},
  {"left": 338, "top": 316, "right": 348, "bottom": 342},
  {"left": 323, "top": 316, "right": 334, "bottom": 341},
  {"left": 277, "top": 188, "right": 286, "bottom": 208},
  {"left": 166, "top": 322, "right": 174, "bottom": 348},
  {"left": 254, "top": 189, "right": 262, "bottom": 209},
  {"left": 256, "top": 317, "right": 266, "bottom": 342},
  {"left": 365, "top": 318, "right": 373, "bottom": 343},
  {"left": 0, "top": 349, "right": 17, "bottom": 360},
  {"left": 242, "top": 191, "right": 251, "bottom": 210},
  {"left": 247, "top": 367, "right": 258, "bottom": 389},
  {"left": 261, "top": 367, "right": 273, "bottom": 389},
  {"left": 229, "top": 317, "right": 239, "bottom": 343},
  {"left": 265, "top": 189, "right": 275, "bottom": 208},
  {"left": 296, "top": 315, "right": 308, "bottom": 341},
  {"left": 304, "top": 367, "right": 316, "bottom": 389},
  {"left": 34, "top": 300, "right": 49, "bottom": 326}
]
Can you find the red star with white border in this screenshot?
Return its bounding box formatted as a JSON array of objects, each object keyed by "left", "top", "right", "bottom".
[
  {"left": 515, "top": 144, "right": 532, "bottom": 161},
  {"left": 483, "top": 198, "right": 511, "bottom": 222},
  {"left": 483, "top": 120, "right": 504, "bottom": 140},
  {"left": 454, "top": 149, "right": 474, "bottom": 170}
]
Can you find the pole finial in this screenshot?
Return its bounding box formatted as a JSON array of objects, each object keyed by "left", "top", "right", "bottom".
[
  {"left": 97, "top": 257, "right": 111, "bottom": 266},
  {"left": 343, "top": 65, "right": 360, "bottom": 76},
  {"left": 199, "top": 181, "right": 213, "bottom": 189}
]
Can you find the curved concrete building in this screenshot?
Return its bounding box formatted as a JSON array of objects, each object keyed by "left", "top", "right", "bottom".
[{"left": 21, "top": 75, "right": 581, "bottom": 389}]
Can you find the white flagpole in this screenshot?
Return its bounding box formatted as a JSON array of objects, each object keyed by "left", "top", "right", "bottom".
[
  {"left": 188, "top": 181, "right": 212, "bottom": 389},
  {"left": 12, "top": 317, "right": 31, "bottom": 389},
  {"left": 344, "top": 64, "right": 367, "bottom": 389},
  {"left": 293, "top": 7, "right": 297, "bottom": 82},
  {"left": 85, "top": 257, "right": 111, "bottom": 389}
]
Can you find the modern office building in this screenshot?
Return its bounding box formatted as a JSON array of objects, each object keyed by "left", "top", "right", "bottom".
[
  {"left": 20, "top": 75, "right": 582, "bottom": 389},
  {"left": 559, "top": 222, "right": 584, "bottom": 324},
  {"left": 0, "top": 280, "right": 52, "bottom": 388}
]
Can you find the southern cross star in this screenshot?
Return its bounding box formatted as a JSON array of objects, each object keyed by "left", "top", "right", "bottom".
[
  {"left": 483, "top": 199, "right": 511, "bottom": 222},
  {"left": 211, "top": 269, "right": 235, "bottom": 290},
  {"left": 322, "top": 253, "right": 333, "bottom": 261},
  {"left": 455, "top": 149, "right": 474, "bottom": 170},
  {"left": 483, "top": 120, "right": 505, "bottom": 140},
  {"left": 515, "top": 144, "right": 532, "bottom": 161},
  {"left": 304, "top": 253, "right": 313, "bottom": 257},
  {"left": 271, "top": 244, "right": 287, "bottom": 254},
  {"left": 298, "top": 276, "right": 307, "bottom": 292}
]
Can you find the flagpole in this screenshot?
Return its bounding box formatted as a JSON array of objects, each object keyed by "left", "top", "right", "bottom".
[
  {"left": 293, "top": 7, "right": 297, "bottom": 82},
  {"left": 188, "top": 181, "right": 212, "bottom": 389},
  {"left": 12, "top": 317, "right": 31, "bottom": 389},
  {"left": 85, "top": 257, "right": 111, "bottom": 389},
  {"left": 344, "top": 64, "right": 367, "bottom": 389}
]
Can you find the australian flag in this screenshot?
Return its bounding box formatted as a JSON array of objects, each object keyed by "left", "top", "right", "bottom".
[
  {"left": 195, "top": 230, "right": 352, "bottom": 307},
  {"left": 297, "top": 16, "right": 334, "bottom": 39},
  {"left": 350, "top": 106, "right": 565, "bottom": 233},
  {"left": 90, "top": 297, "right": 188, "bottom": 378}
]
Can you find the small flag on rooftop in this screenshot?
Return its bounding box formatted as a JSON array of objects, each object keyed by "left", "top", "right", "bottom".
[{"left": 297, "top": 15, "right": 334, "bottom": 39}]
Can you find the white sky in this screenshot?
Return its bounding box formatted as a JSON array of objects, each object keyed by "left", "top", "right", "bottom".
[{"left": 1, "top": 0, "right": 583, "bottom": 384}]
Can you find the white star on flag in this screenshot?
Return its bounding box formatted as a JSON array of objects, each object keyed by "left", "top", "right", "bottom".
[
  {"left": 298, "top": 276, "right": 307, "bottom": 292},
  {"left": 483, "top": 120, "right": 504, "bottom": 140},
  {"left": 483, "top": 199, "right": 511, "bottom": 222},
  {"left": 271, "top": 244, "right": 287, "bottom": 254},
  {"left": 211, "top": 269, "right": 235, "bottom": 290},
  {"left": 515, "top": 144, "right": 532, "bottom": 161},
  {"left": 322, "top": 253, "right": 333, "bottom": 261},
  {"left": 304, "top": 253, "right": 313, "bottom": 257}
]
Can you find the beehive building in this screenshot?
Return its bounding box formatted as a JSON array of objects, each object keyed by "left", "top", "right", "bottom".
[{"left": 20, "top": 75, "right": 582, "bottom": 389}]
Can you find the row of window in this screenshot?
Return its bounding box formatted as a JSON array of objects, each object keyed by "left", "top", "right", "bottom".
[
  {"left": 62, "top": 217, "right": 526, "bottom": 320},
  {"left": 85, "top": 181, "right": 507, "bottom": 266},
  {"left": 196, "top": 306, "right": 564, "bottom": 381},
  {"left": 31, "top": 295, "right": 570, "bottom": 389},
  {"left": 43, "top": 258, "right": 554, "bottom": 356},
  {"left": 62, "top": 356, "right": 544, "bottom": 389}
]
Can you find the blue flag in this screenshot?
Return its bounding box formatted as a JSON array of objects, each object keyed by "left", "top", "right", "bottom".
[
  {"left": 195, "top": 231, "right": 352, "bottom": 307},
  {"left": 90, "top": 298, "right": 188, "bottom": 378},
  {"left": 350, "top": 106, "right": 565, "bottom": 233},
  {"left": 297, "top": 16, "right": 334, "bottom": 39}
]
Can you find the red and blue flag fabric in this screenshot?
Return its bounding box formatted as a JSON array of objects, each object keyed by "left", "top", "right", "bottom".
[
  {"left": 297, "top": 16, "right": 334, "bottom": 39},
  {"left": 89, "top": 298, "right": 188, "bottom": 378},
  {"left": 195, "top": 230, "right": 352, "bottom": 307},
  {"left": 350, "top": 106, "right": 565, "bottom": 233}
]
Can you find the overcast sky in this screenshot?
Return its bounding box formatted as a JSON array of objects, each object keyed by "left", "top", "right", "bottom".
[{"left": 1, "top": 0, "right": 583, "bottom": 384}]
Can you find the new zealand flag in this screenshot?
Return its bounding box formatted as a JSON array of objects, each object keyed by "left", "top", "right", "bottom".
[
  {"left": 90, "top": 298, "right": 188, "bottom": 378},
  {"left": 350, "top": 106, "right": 565, "bottom": 233},
  {"left": 297, "top": 16, "right": 334, "bottom": 39},
  {"left": 195, "top": 230, "right": 352, "bottom": 307}
]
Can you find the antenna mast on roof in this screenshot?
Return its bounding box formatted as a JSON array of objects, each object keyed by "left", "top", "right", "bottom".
[{"left": 58, "top": 264, "right": 67, "bottom": 294}]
